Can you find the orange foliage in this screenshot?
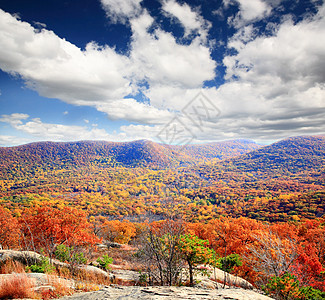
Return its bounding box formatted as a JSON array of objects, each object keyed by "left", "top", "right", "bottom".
[
  {"left": 19, "top": 204, "right": 100, "bottom": 256},
  {"left": 0, "top": 207, "right": 20, "bottom": 249},
  {"left": 101, "top": 220, "right": 137, "bottom": 244}
]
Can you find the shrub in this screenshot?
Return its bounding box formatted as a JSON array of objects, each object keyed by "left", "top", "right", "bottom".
[
  {"left": 263, "top": 272, "right": 325, "bottom": 300},
  {"left": 26, "top": 256, "right": 55, "bottom": 274},
  {"left": 0, "top": 273, "right": 37, "bottom": 299},
  {"left": 55, "top": 244, "right": 87, "bottom": 265},
  {"left": 96, "top": 254, "right": 113, "bottom": 271},
  {"left": 218, "top": 253, "right": 242, "bottom": 273},
  {"left": 0, "top": 259, "right": 25, "bottom": 274}
]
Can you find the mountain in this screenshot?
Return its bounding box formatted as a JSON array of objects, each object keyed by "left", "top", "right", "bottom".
[
  {"left": 0, "top": 139, "right": 261, "bottom": 178},
  {"left": 221, "top": 135, "right": 325, "bottom": 176},
  {"left": 0, "top": 135, "right": 324, "bottom": 222}
]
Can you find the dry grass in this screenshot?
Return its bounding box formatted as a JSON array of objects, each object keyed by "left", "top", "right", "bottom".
[
  {"left": 40, "top": 276, "right": 74, "bottom": 300},
  {"left": 74, "top": 268, "right": 109, "bottom": 287},
  {"left": 0, "top": 273, "right": 38, "bottom": 299},
  {"left": 55, "top": 266, "right": 108, "bottom": 291},
  {"left": 107, "top": 246, "right": 140, "bottom": 271},
  {"left": 0, "top": 259, "right": 26, "bottom": 274}
]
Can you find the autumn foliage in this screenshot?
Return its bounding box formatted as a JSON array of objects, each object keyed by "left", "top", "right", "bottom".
[
  {"left": 0, "top": 136, "right": 324, "bottom": 298},
  {"left": 100, "top": 220, "right": 136, "bottom": 244},
  {"left": 19, "top": 204, "right": 100, "bottom": 257},
  {"left": 0, "top": 207, "right": 20, "bottom": 249}
]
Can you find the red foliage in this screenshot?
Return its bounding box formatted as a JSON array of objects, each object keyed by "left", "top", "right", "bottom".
[
  {"left": 0, "top": 207, "right": 20, "bottom": 249},
  {"left": 19, "top": 204, "right": 100, "bottom": 256}
]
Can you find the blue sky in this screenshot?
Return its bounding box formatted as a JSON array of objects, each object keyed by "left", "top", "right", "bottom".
[{"left": 0, "top": 0, "right": 324, "bottom": 146}]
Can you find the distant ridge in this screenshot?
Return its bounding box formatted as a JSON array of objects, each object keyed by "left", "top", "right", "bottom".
[
  {"left": 0, "top": 139, "right": 260, "bottom": 176},
  {"left": 1, "top": 136, "right": 324, "bottom": 180},
  {"left": 222, "top": 135, "right": 325, "bottom": 175}
]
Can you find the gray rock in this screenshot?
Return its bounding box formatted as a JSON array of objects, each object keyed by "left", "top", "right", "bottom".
[
  {"left": 196, "top": 266, "right": 254, "bottom": 289},
  {"left": 58, "top": 285, "right": 274, "bottom": 299}
]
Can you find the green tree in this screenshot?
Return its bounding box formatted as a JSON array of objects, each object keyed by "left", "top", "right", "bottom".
[
  {"left": 178, "top": 234, "right": 217, "bottom": 286},
  {"left": 218, "top": 253, "right": 242, "bottom": 273}
]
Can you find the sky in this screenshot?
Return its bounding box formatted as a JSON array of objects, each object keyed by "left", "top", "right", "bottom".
[{"left": 0, "top": 0, "right": 324, "bottom": 147}]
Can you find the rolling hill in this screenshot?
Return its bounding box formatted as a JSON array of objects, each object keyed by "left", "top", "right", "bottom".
[
  {"left": 0, "top": 139, "right": 261, "bottom": 178},
  {"left": 0, "top": 135, "right": 324, "bottom": 222},
  {"left": 222, "top": 135, "right": 325, "bottom": 176}
]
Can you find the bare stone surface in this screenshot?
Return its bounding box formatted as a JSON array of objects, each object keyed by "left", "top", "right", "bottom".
[
  {"left": 196, "top": 266, "right": 254, "bottom": 289},
  {"left": 1, "top": 250, "right": 270, "bottom": 299},
  {"left": 59, "top": 285, "right": 274, "bottom": 300}
]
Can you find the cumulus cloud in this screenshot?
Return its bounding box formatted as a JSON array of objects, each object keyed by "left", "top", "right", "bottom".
[
  {"left": 97, "top": 98, "right": 174, "bottom": 124},
  {"left": 0, "top": 113, "right": 29, "bottom": 126},
  {"left": 0, "top": 135, "right": 30, "bottom": 147},
  {"left": 224, "top": 0, "right": 282, "bottom": 27},
  {"left": 0, "top": 2, "right": 324, "bottom": 145},
  {"left": 0, "top": 113, "right": 115, "bottom": 142},
  {"left": 100, "top": 0, "right": 143, "bottom": 23},
  {"left": 224, "top": 5, "right": 325, "bottom": 88},
  {"left": 209, "top": 3, "right": 325, "bottom": 141},
  {"left": 129, "top": 12, "right": 215, "bottom": 89},
  {"left": 0, "top": 113, "right": 166, "bottom": 145},
  {"left": 162, "top": 0, "right": 210, "bottom": 40},
  {"left": 127, "top": 4, "right": 325, "bottom": 143},
  {"left": 0, "top": 10, "right": 132, "bottom": 104},
  {"left": 0, "top": 8, "right": 215, "bottom": 128}
]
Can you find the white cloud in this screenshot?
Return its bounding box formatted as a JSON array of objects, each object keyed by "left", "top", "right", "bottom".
[
  {"left": 0, "top": 9, "right": 131, "bottom": 105},
  {"left": 0, "top": 8, "right": 215, "bottom": 128},
  {"left": 205, "top": 4, "right": 325, "bottom": 141},
  {"left": 97, "top": 98, "right": 174, "bottom": 124},
  {"left": 224, "top": 6, "right": 325, "bottom": 88},
  {"left": 100, "top": 0, "right": 143, "bottom": 23},
  {"left": 224, "top": 0, "right": 281, "bottom": 27},
  {"left": 0, "top": 113, "right": 116, "bottom": 142},
  {"left": 0, "top": 113, "right": 166, "bottom": 145},
  {"left": 0, "top": 113, "right": 29, "bottom": 126},
  {"left": 162, "top": 0, "right": 210, "bottom": 40},
  {"left": 122, "top": 2, "right": 325, "bottom": 143},
  {"left": 0, "top": 135, "right": 30, "bottom": 147},
  {"left": 130, "top": 12, "right": 216, "bottom": 89},
  {"left": 1, "top": 2, "right": 324, "bottom": 145}
]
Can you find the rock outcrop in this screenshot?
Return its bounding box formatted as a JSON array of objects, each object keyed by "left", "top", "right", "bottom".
[
  {"left": 196, "top": 265, "right": 254, "bottom": 289},
  {"left": 59, "top": 285, "right": 273, "bottom": 300},
  {"left": 0, "top": 250, "right": 108, "bottom": 278}
]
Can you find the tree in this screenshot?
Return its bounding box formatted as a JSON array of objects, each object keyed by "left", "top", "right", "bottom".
[
  {"left": 0, "top": 207, "right": 20, "bottom": 249},
  {"left": 246, "top": 230, "right": 297, "bottom": 284},
  {"left": 19, "top": 204, "right": 100, "bottom": 259},
  {"left": 101, "top": 220, "right": 136, "bottom": 244},
  {"left": 138, "top": 219, "right": 184, "bottom": 286},
  {"left": 177, "top": 234, "right": 217, "bottom": 286}
]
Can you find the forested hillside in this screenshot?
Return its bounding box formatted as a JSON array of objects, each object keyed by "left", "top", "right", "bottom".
[
  {"left": 0, "top": 135, "right": 324, "bottom": 223},
  {"left": 0, "top": 139, "right": 260, "bottom": 178},
  {"left": 1, "top": 135, "right": 325, "bottom": 299},
  {"left": 223, "top": 135, "right": 325, "bottom": 175}
]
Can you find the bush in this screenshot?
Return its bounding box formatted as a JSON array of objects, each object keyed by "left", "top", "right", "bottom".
[
  {"left": 263, "top": 272, "right": 325, "bottom": 300},
  {"left": 0, "top": 273, "right": 36, "bottom": 299},
  {"left": 26, "top": 256, "right": 55, "bottom": 274},
  {"left": 55, "top": 244, "right": 87, "bottom": 265},
  {"left": 96, "top": 254, "right": 113, "bottom": 271},
  {"left": 218, "top": 254, "right": 242, "bottom": 273}
]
